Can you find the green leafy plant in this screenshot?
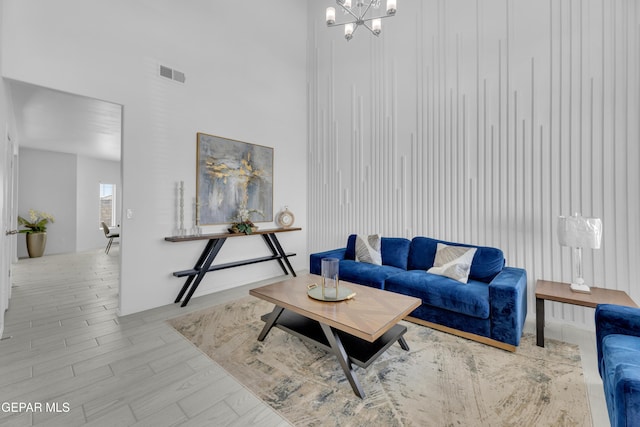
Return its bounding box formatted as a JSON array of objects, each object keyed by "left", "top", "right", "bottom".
[
  {"left": 229, "top": 207, "right": 263, "bottom": 235},
  {"left": 17, "top": 209, "right": 55, "bottom": 234},
  {"left": 231, "top": 220, "right": 256, "bottom": 235}
]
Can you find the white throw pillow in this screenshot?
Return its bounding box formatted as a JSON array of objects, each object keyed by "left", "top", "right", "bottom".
[
  {"left": 355, "top": 234, "right": 382, "bottom": 265},
  {"left": 427, "top": 243, "right": 477, "bottom": 283}
]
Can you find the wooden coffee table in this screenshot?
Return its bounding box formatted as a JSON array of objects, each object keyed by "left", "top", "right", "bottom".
[
  {"left": 535, "top": 279, "right": 638, "bottom": 347},
  {"left": 249, "top": 274, "right": 421, "bottom": 398}
]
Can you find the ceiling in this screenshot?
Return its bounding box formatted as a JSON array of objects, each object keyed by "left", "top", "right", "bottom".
[{"left": 9, "top": 80, "right": 122, "bottom": 162}]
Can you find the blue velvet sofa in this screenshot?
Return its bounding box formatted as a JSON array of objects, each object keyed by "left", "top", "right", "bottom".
[
  {"left": 596, "top": 304, "right": 640, "bottom": 426},
  {"left": 310, "top": 235, "right": 527, "bottom": 351}
]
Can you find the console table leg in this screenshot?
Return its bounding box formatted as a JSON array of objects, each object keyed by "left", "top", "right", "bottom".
[
  {"left": 257, "top": 306, "right": 285, "bottom": 341},
  {"left": 174, "top": 239, "right": 217, "bottom": 304},
  {"left": 536, "top": 297, "right": 545, "bottom": 347},
  {"left": 261, "top": 235, "right": 289, "bottom": 275},
  {"left": 180, "top": 238, "right": 226, "bottom": 307},
  {"left": 269, "top": 234, "right": 297, "bottom": 277},
  {"left": 174, "top": 276, "right": 195, "bottom": 304},
  {"left": 320, "top": 323, "right": 365, "bottom": 398}
]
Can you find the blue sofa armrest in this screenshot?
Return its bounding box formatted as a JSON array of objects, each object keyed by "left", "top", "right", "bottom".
[
  {"left": 488, "top": 267, "right": 527, "bottom": 346},
  {"left": 309, "top": 248, "right": 347, "bottom": 275},
  {"left": 595, "top": 304, "right": 640, "bottom": 376},
  {"left": 612, "top": 364, "right": 640, "bottom": 426}
]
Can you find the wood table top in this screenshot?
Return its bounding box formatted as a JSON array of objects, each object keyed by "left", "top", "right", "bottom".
[
  {"left": 165, "top": 227, "right": 302, "bottom": 242},
  {"left": 249, "top": 273, "right": 421, "bottom": 342},
  {"left": 535, "top": 279, "right": 638, "bottom": 308}
]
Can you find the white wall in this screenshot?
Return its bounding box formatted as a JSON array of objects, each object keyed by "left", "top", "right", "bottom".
[
  {"left": 17, "top": 147, "right": 77, "bottom": 257},
  {"left": 76, "top": 156, "right": 121, "bottom": 251},
  {"left": 2, "top": 0, "right": 308, "bottom": 315},
  {"left": 307, "top": 1, "right": 640, "bottom": 329}
]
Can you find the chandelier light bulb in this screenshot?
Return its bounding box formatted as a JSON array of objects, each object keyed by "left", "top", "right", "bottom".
[
  {"left": 345, "top": 23, "right": 354, "bottom": 40},
  {"left": 344, "top": 0, "right": 352, "bottom": 9},
  {"left": 386, "top": 0, "right": 396, "bottom": 15},
  {"left": 372, "top": 18, "right": 381, "bottom": 35},
  {"left": 326, "top": 7, "right": 336, "bottom": 25}
]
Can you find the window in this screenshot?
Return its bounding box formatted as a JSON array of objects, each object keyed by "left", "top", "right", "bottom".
[{"left": 99, "top": 183, "right": 116, "bottom": 228}]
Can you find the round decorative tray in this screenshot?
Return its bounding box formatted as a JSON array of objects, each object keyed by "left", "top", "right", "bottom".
[{"left": 307, "top": 284, "right": 356, "bottom": 302}]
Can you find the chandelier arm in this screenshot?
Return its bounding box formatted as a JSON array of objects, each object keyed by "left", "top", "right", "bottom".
[
  {"left": 327, "top": 20, "right": 358, "bottom": 28},
  {"left": 360, "top": 0, "right": 375, "bottom": 17},
  {"left": 357, "top": 14, "right": 393, "bottom": 23},
  {"left": 338, "top": 4, "right": 361, "bottom": 21}
]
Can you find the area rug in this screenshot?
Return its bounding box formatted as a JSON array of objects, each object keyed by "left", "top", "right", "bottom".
[{"left": 168, "top": 297, "right": 592, "bottom": 426}]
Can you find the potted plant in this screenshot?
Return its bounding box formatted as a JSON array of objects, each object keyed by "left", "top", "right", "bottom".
[
  {"left": 228, "top": 207, "right": 263, "bottom": 235},
  {"left": 17, "top": 209, "right": 55, "bottom": 258}
]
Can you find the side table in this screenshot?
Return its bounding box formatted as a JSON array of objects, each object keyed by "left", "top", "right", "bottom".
[{"left": 535, "top": 279, "right": 637, "bottom": 347}]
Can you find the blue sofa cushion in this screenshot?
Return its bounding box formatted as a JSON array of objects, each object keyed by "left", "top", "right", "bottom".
[
  {"left": 338, "top": 260, "right": 404, "bottom": 290},
  {"left": 408, "top": 237, "right": 505, "bottom": 283},
  {"left": 600, "top": 334, "right": 640, "bottom": 426},
  {"left": 385, "top": 270, "right": 490, "bottom": 319},
  {"left": 345, "top": 235, "right": 410, "bottom": 270}
]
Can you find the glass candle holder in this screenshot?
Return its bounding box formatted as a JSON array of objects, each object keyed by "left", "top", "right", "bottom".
[{"left": 321, "top": 258, "right": 340, "bottom": 299}]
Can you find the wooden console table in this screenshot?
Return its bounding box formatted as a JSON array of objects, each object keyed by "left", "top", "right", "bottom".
[{"left": 165, "top": 227, "right": 301, "bottom": 307}]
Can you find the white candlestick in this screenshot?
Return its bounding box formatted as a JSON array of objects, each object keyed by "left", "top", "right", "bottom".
[{"left": 179, "top": 181, "right": 184, "bottom": 234}]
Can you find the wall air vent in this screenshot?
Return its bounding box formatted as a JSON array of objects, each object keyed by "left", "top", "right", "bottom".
[
  {"left": 159, "top": 65, "right": 173, "bottom": 79},
  {"left": 172, "top": 70, "right": 186, "bottom": 83},
  {"left": 159, "top": 65, "right": 186, "bottom": 84}
]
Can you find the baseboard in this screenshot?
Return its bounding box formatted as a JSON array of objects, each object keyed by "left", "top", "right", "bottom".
[{"left": 404, "top": 316, "right": 517, "bottom": 352}]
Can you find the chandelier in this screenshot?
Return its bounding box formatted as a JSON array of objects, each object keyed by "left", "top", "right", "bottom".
[{"left": 325, "top": 0, "right": 397, "bottom": 41}]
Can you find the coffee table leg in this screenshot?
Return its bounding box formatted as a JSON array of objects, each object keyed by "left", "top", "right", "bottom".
[
  {"left": 536, "top": 297, "right": 545, "bottom": 347},
  {"left": 398, "top": 336, "right": 410, "bottom": 351},
  {"left": 320, "top": 323, "right": 365, "bottom": 399},
  {"left": 257, "top": 306, "right": 285, "bottom": 341}
]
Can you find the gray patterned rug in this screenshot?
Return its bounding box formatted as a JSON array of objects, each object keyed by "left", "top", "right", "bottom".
[{"left": 168, "top": 297, "right": 591, "bottom": 426}]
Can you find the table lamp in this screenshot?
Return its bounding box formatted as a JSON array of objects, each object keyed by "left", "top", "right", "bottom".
[{"left": 557, "top": 213, "right": 602, "bottom": 293}]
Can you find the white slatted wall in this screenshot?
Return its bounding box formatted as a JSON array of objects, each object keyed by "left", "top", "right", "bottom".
[{"left": 307, "top": 0, "right": 640, "bottom": 328}]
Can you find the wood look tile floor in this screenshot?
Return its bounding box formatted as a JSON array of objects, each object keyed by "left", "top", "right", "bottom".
[
  {"left": 1, "top": 248, "right": 291, "bottom": 427},
  {"left": 0, "top": 248, "right": 608, "bottom": 426}
]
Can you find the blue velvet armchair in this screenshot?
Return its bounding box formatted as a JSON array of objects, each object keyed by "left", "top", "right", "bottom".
[{"left": 595, "top": 303, "right": 640, "bottom": 427}]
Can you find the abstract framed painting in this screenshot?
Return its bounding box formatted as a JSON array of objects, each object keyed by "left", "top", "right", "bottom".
[{"left": 196, "top": 133, "right": 273, "bottom": 225}]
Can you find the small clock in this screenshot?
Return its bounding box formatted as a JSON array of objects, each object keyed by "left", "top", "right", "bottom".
[{"left": 276, "top": 206, "right": 295, "bottom": 228}]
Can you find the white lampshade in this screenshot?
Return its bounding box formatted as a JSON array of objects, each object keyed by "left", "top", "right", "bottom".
[
  {"left": 557, "top": 214, "right": 602, "bottom": 249},
  {"left": 344, "top": 0, "right": 352, "bottom": 8},
  {"left": 326, "top": 7, "right": 336, "bottom": 25}
]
